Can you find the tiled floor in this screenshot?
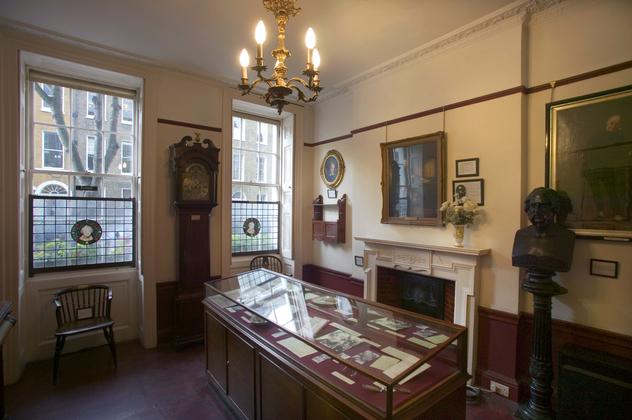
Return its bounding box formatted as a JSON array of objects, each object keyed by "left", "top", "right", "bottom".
[{"left": 6, "top": 341, "right": 517, "bottom": 419}]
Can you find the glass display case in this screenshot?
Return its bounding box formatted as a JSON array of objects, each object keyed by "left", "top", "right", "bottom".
[{"left": 203, "top": 269, "right": 468, "bottom": 419}]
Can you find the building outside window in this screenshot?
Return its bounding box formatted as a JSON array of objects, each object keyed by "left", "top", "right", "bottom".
[
  {"left": 39, "top": 83, "right": 64, "bottom": 113},
  {"left": 42, "top": 131, "right": 64, "bottom": 169},
  {"left": 86, "top": 91, "right": 98, "bottom": 118},
  {"left": 86, "top": 135, "right": 96, "bottom": 171},
  {"left": 231, "top": 113, "right": 282, "bottom": 255},
  {"left": 256, "top": 156, "right": 267, "bottom": 183},
  {"left": 121, "top": 142, "right": 133, "bottom": 174},
  {"left": 232, "top": 150, "right": 243, "bottom": 181},
  {"left": 121, "top": 98, "right": 134, "bottom": 124},
  {"left": 28, "top": 72, "right": 139, "bottom": 273}
]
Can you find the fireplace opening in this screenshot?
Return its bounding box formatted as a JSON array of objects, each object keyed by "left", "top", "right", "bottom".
[{"left": 376, "top": 266, "right": 454, "bottom": 322}]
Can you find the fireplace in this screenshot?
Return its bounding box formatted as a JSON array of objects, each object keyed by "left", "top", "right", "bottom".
[
  {"left": 376, "top": 266, "right": 455, "bottom": 322},
  {"left": 356, "top": 236, "right": 490, "bottom": 377}
]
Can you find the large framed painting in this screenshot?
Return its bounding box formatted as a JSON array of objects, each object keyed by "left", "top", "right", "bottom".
[
  {"left": 546, "top": 85, "right": 632, "bottom": 240},
  {"left": 381, "top": 132, "right": 445, "bottom": 226}
]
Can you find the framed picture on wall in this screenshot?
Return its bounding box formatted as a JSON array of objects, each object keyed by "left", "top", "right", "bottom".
[
  {"left": 320, "top": 150, "right": 345, "bottom": 189},
  {"left": 546, "top": 85, "right": 632, "bottom": 240},
  {"left": 452, "top": 179, "right": 484, "bottom": 206},
  {"left": 380, "top": 132, "right": 446, "bottom": 226},
  {"left": 455, "top": 158, "right": 479, "bottom": 177}
]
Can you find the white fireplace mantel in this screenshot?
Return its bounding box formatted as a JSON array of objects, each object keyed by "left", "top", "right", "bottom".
[{"left": 355, "top": 236, "right": 490, "bottom": 377}]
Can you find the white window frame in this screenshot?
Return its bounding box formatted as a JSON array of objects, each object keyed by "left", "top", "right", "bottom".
[
  {"left": 86, "top": 134, "right": 96, "bottom": 172},
  {"left": 121, "top": 98, "right": 134, "bottom": 125},
  {"left": 41, "top": 130, "right": 64, "bottom": 169},
  {"left": 121, "top": 141, "right": 133, "bottom": 174},
  {"left": 39, "top": 83, "right": 64, "bottom": 113}
]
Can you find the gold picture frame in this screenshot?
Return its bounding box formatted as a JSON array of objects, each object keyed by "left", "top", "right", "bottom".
[
  {"left": 381, "top": 132, "right": 446, "bottom": 226},
  {"left": 546, "top": 85, "right": 632, "bottom": 240},
  {"left": 320, "top": 149, "right": 345, "bottom": 189}
]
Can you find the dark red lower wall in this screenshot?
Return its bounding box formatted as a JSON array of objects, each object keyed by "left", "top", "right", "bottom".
[
  {"left": 516, "top": 311, "right": 632, "bottom": 400},
  {"left": 156, "top": 281, "right": 178, "bottom": 344},
  {"left": 301, "top": 264, "right": 364, "bottom": 297},
  {"left": 476, "top": 307, "right": 521, "bottom": 401},
  {"left": 476, "top": 305, "right": 632, "bottom": 402},
  {"left": 156, "top": 276, "right": 221, "bottom": 344}
]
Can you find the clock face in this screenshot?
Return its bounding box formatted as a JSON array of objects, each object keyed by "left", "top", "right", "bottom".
[{"left": 181, "top": 163, "right": 210, "bottom": 200}]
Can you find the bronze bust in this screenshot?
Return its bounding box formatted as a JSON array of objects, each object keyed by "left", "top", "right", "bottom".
[{"left": 512, "top": 187, "right": 575, "bottom": 273}]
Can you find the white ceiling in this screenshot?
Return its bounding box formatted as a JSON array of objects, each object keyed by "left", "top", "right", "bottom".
[{"left": 0, "top": 0, "right": 517, "bottom": 89}]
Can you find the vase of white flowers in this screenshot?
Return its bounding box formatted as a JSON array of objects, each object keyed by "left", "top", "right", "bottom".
[{"left": 440, "top": 196, "right": 480, "bottom": 247}]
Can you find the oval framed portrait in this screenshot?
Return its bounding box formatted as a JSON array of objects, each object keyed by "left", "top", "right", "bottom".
[
  {"left": 71, "top": 219, "right": 103, "bottom": 245},
  {"left": 320, "top": 149, "right": 345, "bottom": 189}
]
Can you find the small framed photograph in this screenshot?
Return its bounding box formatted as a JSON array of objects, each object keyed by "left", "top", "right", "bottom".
[
  {"left": 455, "top": 158, "right": 479, "bottom": 178},
  {"left": 590, "top": 259, "right": 618, "bottom": 278},
  {"left": 327, "top": 189, "right": 337, "bottom": 199},
  {"left": 354, "top": 256, "right": 364, "bottom": 267},
  {"left": 452, "top": 179, "right": 485, "bottom": 206}
]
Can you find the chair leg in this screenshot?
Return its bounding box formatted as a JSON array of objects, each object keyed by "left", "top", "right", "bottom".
[
  {"left": 103, "top": 326, "right": 117, "bottom": 367},
  {"left": 53, "top": 335, "right": 65, "bottom": 384}
]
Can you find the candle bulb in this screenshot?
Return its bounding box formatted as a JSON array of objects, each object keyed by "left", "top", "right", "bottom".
[
  {"left": 255, "top": 20, "right": 266, "bottom": 60},
  {"left": 305, "top": 27, "right": 316, "bottom": 65},
  {"left": 239, "top": 49, "right": 250, "bottom": 80},
  {"left": 312, "top": 48, "right": 321, "bottom": 71}
]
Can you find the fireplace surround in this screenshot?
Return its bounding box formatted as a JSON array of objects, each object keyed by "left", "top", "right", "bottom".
[{"left": 356, "top": 237, "right": 490, "bottom": 377}]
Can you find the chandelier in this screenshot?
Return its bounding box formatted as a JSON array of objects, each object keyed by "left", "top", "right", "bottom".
[{"left": 238, "top": 0, "right": 321, "bottom": 114}]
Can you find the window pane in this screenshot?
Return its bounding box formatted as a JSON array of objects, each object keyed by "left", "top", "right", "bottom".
[
  {"left": 30, "top": 196, "right": 135, "bottom": 273},
  {"left": 237, "top": 185, "right": 279, "bottom": 202},
  {"left": 33, "top": 175, "right": 71, "bottom": 196},
  {"left": 72, "top": 176, "right": 133, "bottom": 198},
  {"left": 35, "top": 83, "right": 64, "bottom": 114},
  {"left": 121, "top": 98, "right": 134, "bottom": 124},
  {"left": 232, "top": 117, "right": 242, "bottom": 142},
  {"left": 42, "top": 131, "right": 64, "bottom": 169},
  {"left": 232, "top": 150, "right": 242, "bottom": 181},
  {"left": 239, "top": 149, "right": 277, "bottom": 184},
  {"left": 29, "top": 77, "right": 138, "bottom": 273}
]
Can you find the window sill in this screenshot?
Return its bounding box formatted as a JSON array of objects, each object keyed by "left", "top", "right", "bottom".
[{"left": 28, "top": 266, "right": 137, "bottom": 283}]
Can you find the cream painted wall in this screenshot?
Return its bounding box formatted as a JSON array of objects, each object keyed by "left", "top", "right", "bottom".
[
  {"left": 309, "top": 0, "right": 632, "bottom": 336},
  {"left": 311, "top": 16, "right": 525, "bottom": 314},
  {"left": 314, "top": 17, "right": 523, "bottom": 142},
  {"left": 525, "top": 0, "right": 632, "bottom": 336}
]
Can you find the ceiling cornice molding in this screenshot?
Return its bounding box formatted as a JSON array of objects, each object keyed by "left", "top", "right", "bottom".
[
  {"left": 319, "top": 0, "right": 566, "bottom": 102},
  {"left": 0, "top": 16, "right": 233, "bottom": 89}
]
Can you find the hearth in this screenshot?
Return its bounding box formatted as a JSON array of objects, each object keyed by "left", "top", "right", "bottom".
[{"left": 376, "top": 266, "right": 454, "bottom": 322}]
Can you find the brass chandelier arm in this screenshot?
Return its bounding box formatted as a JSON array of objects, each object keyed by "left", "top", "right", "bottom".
[{"left": 289, "top": 84, "right": 319, "bottom": 104}]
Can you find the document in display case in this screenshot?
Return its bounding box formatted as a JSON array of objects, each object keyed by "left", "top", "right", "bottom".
[{"left": 203, "top": 269, "right": 468, "bottom": 419}]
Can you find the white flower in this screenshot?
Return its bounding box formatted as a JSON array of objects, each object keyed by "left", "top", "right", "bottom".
[
  {"left": 440, "top": 201, "right": 450, "bottom": 211},
  {"left": 463, "top": 200, "right": 478, "bottom": 212}
]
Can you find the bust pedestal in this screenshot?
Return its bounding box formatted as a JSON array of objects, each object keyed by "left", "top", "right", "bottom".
[{"left": 515, "top": 270, "right": 567, "bottom": 420}]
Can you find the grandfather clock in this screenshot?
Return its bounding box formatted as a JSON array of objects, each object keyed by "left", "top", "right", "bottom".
[{"left": 170, "top": 134, "right": 219, "bottom": 347}]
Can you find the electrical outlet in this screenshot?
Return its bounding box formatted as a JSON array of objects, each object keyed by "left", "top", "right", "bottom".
[{"left": 490, "top": 380, "right": 509, "bottom": 398}]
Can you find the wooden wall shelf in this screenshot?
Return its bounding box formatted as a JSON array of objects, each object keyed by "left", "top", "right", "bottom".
[{"left": 312, "top": 194, "right": 346, "bottom": 243}]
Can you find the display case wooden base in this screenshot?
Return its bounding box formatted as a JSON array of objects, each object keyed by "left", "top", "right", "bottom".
[{"left": 203, "top": 270, "right": 468, "bottom": 419}]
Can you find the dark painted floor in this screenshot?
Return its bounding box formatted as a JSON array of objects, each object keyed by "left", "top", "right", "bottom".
[{"left": 5, "top": 341, "right": 517, "bottom": 419}]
